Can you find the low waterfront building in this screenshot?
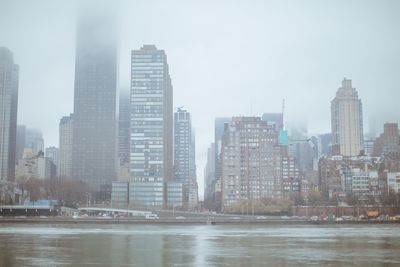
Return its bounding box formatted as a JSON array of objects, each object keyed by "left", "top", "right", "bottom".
[
  {"left": 167, "top": 181, "right": 183, "bottom": 209},
  {"left": 111, "top": 181, "right": 129, "bottom": 208}
]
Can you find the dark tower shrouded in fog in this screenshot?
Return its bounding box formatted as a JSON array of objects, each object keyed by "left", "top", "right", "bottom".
[
  {"left": 0, "top": 47, "right": 19, "bottom": 182},
  {"left": 72, "top": 4, "right": 118, "bottom": 196}
]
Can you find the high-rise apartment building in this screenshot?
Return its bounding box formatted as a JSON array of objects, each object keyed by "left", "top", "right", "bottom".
[
  {"left": 331, "top": 78, "right": 364, "bottom": 156},
  {"left": 0, "top": 47, "right": 19, "bottom": 182},
  {"left": 173, "top": 108, "right": 196, "bottom": 208},
  {"left": 130, "top": 45, "right": 173, "bottom": 207},
  {"left": 373, "top": 123, "right": 400, "bottom": 158},
  {"left": 221, "top": 117, "right": 281, "bottom": 210},
  {"left": 72, "top": 6, "right": 117, "bottom": 192},
  {"left": 118, "top": 90, "right": 130, "bottom": 166},
  {"left": 59, "top": 114, "right": 73, "bottom": 178}
]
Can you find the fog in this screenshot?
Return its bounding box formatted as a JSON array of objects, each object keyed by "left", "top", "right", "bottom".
[{"left": 1, "top": 0, "right": 399, "bottom": 197}]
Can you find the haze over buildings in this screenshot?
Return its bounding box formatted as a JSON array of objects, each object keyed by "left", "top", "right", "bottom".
[
  {"left": 1, "top": 0, "right": 400, "bottom": 198},
  {"left": 71, "top": 5, "right": 118, "bottom": 191}
]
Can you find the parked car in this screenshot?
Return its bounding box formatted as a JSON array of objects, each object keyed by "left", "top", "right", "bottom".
[{"left": 146, "top": 214, "right": 159, "bottom": 219}]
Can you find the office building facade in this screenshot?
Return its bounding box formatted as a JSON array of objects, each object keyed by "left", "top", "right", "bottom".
[
  {"left": 173, "top": 108, "right": 196, "bottom": 208},
  {"left": 221, "top": 117, "right": 281, "bottom": 210},
  {"left": 373, "top": 123, "right": 400, "bottom": 158},
  {"left": 129, "top": 45, "right": 173, "bottom": 207},
  {"left": 59, "top": 115, "right": 73, "bottom": 178}
]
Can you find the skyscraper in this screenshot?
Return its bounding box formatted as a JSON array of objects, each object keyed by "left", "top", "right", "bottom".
[
  {"left": 130, "top": 45, "right": 173, "bottom": 207},
  {"left": 72, "top": 6, "right": 117, "bottom": 193},
  {"left": 214, "top": 117, "right": 231, "bottom": 182},
  {"left": 45, "top": 146, "right": 59, "bottom": 176},
  {"left": 16, "top": 125, "right": 26, "bottom": 162},
  {"left": 59, "top": 115, "right": 73, "bottom": 178},
  {"left": 118, "top": 90, "right": 130, "bottom": 180},
  {"left": 204, "top": 143, "right": 215, "bottom": 201},
  {"left": 331, "top": 78, "right": 364, "bottom": 156},
  {"left": 0, "top": 47, "right": 19, "bottom": 182},
  {"left": 173, "top": 108, "right": 196, "bottom": 208}
]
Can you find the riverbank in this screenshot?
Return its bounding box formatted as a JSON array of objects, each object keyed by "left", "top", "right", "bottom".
[{"left": 1, "top": 217, "right": 400, "bottom": 225}]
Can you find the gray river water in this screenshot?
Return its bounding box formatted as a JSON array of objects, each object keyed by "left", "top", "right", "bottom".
[{"left": 0, "top": 223, "right": 399, "bottom": 267}]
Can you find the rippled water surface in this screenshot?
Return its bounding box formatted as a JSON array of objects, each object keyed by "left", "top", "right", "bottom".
[{"left": 0, "top": 223, "right": 399, "bottom": 266}]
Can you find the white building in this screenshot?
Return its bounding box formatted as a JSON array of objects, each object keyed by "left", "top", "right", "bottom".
[{"left": 331, "top": 78, "right": 364, "bottom": 156}]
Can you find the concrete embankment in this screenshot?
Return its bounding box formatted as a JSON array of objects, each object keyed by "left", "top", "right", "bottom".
[{"left": 1, "top": 217, "right": 400, "bottom": 225}]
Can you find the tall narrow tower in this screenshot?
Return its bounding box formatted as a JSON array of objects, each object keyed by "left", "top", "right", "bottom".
[
  {"left": 130, "top": 45, "right": 173, "bottom": 207},
  {"left": 59, "top": 114, "right": 73, "bottom": 178},
  {"left": 0, "top": 47, "right": 19, "bottom": 182},
  {"left": 331, "top": 78, "right": 364, "bottom": 156},
  {"left": 174, "top": 108, "right": 196, "bottom": 207},
  {"left": 71, "top": 4, "right": 117, "bottom": 194}
]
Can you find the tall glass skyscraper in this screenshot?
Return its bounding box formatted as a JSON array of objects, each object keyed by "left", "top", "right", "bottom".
[
  {"left": 130, "top": 45, "right": 173, "bottom": 207},
  {"left": 0, "top": 47, "right": 19, "bottom": 182},
  {"left": 72, "top": 5, "right": 117, "bottom": 194}
]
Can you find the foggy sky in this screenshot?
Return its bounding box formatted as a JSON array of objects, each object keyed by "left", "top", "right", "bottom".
[{"left": 1, "top": 0, "right": 400, "bottom": 198}]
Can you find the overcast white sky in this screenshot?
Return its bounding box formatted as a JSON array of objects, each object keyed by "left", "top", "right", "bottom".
[{"left": 1, "top": 0, "right": 399, "bottom": 198}]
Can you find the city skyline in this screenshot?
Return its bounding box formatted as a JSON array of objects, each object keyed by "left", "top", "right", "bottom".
[
  {"left": 1, "top": 2, "right": 400, "bottom": 266},
  {"left": 1, "top": 0, "right": 400, "bottom": 198}
]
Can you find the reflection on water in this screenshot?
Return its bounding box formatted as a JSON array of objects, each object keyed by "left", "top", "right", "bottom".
[{"left": 0, "top": 224, "right": 399, "bottom": 266}]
